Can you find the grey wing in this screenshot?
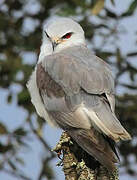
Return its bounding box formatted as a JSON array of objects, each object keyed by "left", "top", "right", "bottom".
[
  {"left": 41, "top": 46, "right": 131, "bottom": 142},
  {"left": 36, "top": 62, "right": 119, "bottom": 171}
]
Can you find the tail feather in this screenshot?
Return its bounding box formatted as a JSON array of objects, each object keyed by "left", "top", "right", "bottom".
[
  {"left": 83, "top": 100, "right": 131, "bottom": 142},
  {"left": 67, "top": 128, "right": 118, "bottom": 172},
  {"left": 104, "top": 135, "right": 120, "bottom": 162}
]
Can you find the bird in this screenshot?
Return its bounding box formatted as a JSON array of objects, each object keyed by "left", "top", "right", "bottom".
[{"left": 27, "top": 17, "right": 131, "bottom": 171}]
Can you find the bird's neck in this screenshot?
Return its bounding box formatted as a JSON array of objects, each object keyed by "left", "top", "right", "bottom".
[
  {"left": 38, "top": 40, "right": 86, "bottom": 63},
  {"left": 38, "top": 42, "right": 53, "bottom": 63}
]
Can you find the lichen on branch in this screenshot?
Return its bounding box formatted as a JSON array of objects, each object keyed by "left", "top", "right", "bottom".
[{"left": 53, "top": 132, "right": 119, "bottom": 180}]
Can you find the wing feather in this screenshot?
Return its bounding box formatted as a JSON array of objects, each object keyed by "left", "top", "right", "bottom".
[
  {"left": 82, "top": 99, "right": 131, "bottom": 142},
  {"left": 67, "top": 128, "right": 118, "bottom": 171},
  {"left": 31, "top": 45, "right": 132, "bottom": 171},
  {"left": 40, "top": 45, "right": 131, "bottom": 141},
  {"left": 42, "top": 46, "right": 114, "bottom": 96}
]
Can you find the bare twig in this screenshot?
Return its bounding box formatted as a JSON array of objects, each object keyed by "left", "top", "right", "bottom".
[
  {"left": 29, "top": 119, "right": 55, "bottom": 180},
  {"left": 2, "top": 168, "right": 31, "bottom": 180},
  {"left": 29, "top": 119, "right": 52, "bottom": 151}
]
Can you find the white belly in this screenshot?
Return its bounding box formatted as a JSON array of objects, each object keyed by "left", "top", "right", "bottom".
[{"left": 26, "top": 68, "right": 57, "bottom": 127}]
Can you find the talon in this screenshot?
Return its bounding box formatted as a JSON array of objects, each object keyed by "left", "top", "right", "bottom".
[{"left": 57, "top": 150, "right": 62, "bottom": 160}]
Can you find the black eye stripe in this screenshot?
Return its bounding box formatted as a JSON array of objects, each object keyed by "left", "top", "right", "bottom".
[{"left": 44, "top": 31, "right": 50, "bottom": 38}]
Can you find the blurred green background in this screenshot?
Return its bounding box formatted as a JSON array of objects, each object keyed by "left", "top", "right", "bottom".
[{"left": 0, "top": 0, "right": 137, "bottom": 179}]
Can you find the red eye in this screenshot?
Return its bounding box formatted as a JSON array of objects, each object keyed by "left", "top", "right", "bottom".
[{"left": 62, "top": 32, "right": 73, "bottom": 39}]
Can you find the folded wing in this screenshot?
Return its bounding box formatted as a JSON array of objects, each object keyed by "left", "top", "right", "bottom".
[{"left": 40, "top": 45, "right": 131, "bottom": 142}]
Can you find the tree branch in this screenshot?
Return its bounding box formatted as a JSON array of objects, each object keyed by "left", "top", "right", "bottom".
[{"left": 53, "top": 132, "right": 119, "bottom": 180}]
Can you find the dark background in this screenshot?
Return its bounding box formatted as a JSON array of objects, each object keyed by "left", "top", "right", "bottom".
[{"left": 0, "top": 0, "right": 137, "bottom": 179}]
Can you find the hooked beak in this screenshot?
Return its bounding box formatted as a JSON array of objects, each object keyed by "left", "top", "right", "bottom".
[
  {"left": 51, "top": 37, "right": 62, "bottom": 51},
  {"left": 52, "top": 41, "right": 58, "bottom": 51}
]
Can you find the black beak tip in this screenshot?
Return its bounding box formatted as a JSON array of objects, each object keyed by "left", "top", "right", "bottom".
[{"left": 52, "top": 42, "right": 58, "bottom": 51}]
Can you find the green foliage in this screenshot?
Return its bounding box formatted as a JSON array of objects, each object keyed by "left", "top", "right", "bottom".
[
  {"left": 0, "top": 123, "right": 8, "bottom": 135},
  {"left": 121, "top": 0, "right": 137, "bottom": 17},
  {"left": 0, "top": 0, "right": 137, "bottom": 179}
]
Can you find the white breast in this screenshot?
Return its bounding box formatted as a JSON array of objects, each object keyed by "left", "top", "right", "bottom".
[{"left": 26, "top": 68, "right": 57, "bottom": 126}]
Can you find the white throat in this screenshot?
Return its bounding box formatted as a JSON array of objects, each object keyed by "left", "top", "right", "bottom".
[
  {"left": 38, "top": 41, "right": 53, "bottom": 63},
  {"left": 38, "top": 39, "right": 86, "bottom": 63}
]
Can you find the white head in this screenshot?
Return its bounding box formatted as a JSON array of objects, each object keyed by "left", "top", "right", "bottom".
[{"left": 38, "top": 17, "right": 86, "bottom": 62}]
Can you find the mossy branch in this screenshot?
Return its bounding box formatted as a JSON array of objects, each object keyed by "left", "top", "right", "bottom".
[{"left": 53, "top": 132, "right": 119, "bottom": 180}]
